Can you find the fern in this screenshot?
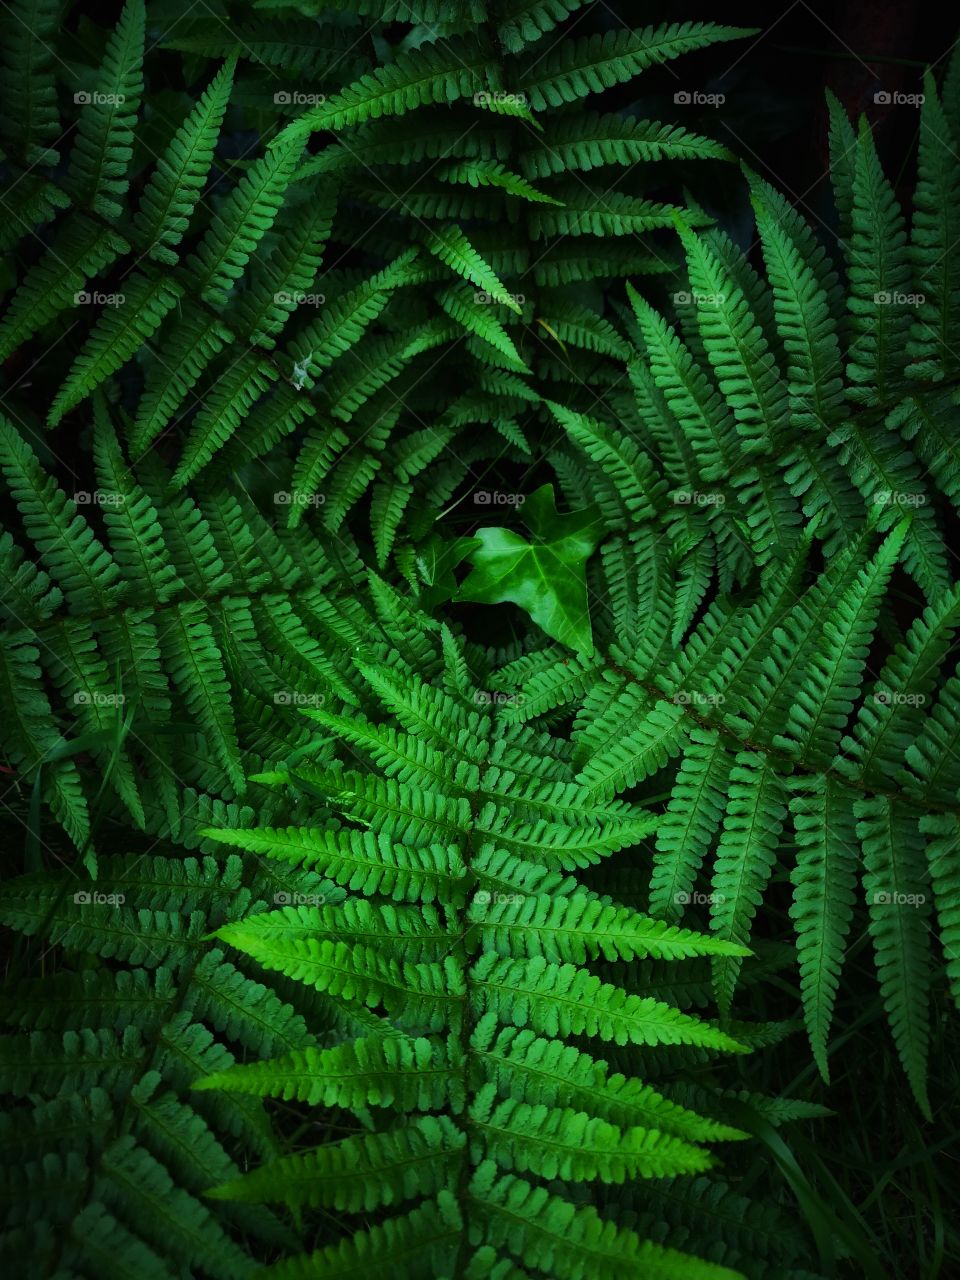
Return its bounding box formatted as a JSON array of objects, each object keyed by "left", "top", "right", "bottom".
[
  {"left": 454, "top": 73, "right": 958, "bottom": 1117},
  {"left": 0, "top": 854, "right": 337, "bottom": 1277},
  {"left": 509, "top": 493, "right": 958, "bottom": 1110},
  {"left": 3, "top": 7, "right": 957, "bottom": 1277},
  {"left": 194, "top": 639, "right": 754, "bottom": 1277},
  {"left": 487, "top": 65, "right": 960, "bottom": 1111},
  {"left": 0, "top": 406, "right": 393, "bottom": 855},
  {"left": 0, "top": 0, "right": 748, "bottom": 565}
]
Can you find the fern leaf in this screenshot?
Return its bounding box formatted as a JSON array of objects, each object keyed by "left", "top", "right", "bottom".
[
  {"left": 857, "top": 794, "right": 933, "bottom": 1118},
  {"left": 67, "top": 0, "right": 145, "bottom": 218},
  {"left": 708, "top": 752, "right": 788, "bottom": 1013},
  {"left": 188, "top": 144, "right": 298, "bottom": 306},
  {"left": 133, "top": 58, "right": 237, "bottom": 264},
  {"left": 275, "top": 37, "right": 493, "bottom": 140},
  {"left": 788, "top": 775, "right": 859, "bottom": 1081},
  {"left": 649, "top": 729, "right": 734, "bottom": 920},
  {"left": 519, "top": 24, "right": 753, "bottom": 110}
]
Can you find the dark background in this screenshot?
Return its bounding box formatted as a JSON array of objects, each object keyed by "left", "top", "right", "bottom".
[{"left": 601, "top": 0, "right": 955, "bottom": 242}]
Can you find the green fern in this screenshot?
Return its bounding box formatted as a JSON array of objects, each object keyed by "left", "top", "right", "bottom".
[
  {"left": 194, "top": 638, "right": 755, "bottom": 1277},
  {"left": 3, "top": 6, "right": 957, "bottom": 1277},
  {"left": 0, "top": 0, "right": 749, "bottom": 566}
]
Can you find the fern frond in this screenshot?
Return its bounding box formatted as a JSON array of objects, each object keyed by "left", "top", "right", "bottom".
[
  {"left": 857, "top": 794, "right": 933, "bottom": 1117},
  {"left": 133, "top": 58, "right": 237, "bottom": 264},
  {"left": 67, "top": 0, "right": 146, "bottom": 219},
  {"left": 276, "top": 37, "right": 494, "bottom": 140},
  {"left": 519, "top": 24, "right": 753, "bottom": 110}
]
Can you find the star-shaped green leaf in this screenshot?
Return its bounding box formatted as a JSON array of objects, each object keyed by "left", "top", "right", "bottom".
[
  {"left": 455, "top": 484, "right": 605, "bottom": 653},
  {"left": 413, "top": 533, "right": 479, "bottom": 610}
]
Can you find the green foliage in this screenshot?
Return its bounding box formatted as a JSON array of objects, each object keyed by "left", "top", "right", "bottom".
[
  {"left": 0, "top": 853, "right": 339, "bottom": 1277},
  {"left": 455, "top": 484, "right": 605, "bottom": 652},
  {"left": 196, "top": 639, "right": 757, "bottom": 1277},
  {"left": 0, "top": 402, "right": 381, "bottom": 859},
  {"left": 0, "top": 0, "right": 748, "bottom": 574},
  {"left": 3, "top": 4, "right": 959, "bottom": 1278},
  {"left": 498, "top": 66, "right": 960, "bottom": 1117}
]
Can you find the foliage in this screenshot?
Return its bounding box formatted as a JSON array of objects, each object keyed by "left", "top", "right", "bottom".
[
  {"left": 0, "top": 0, "right": 748, "bottom": 570},
  {"left": 195, "top": 636, "right": 765, "bottom": 1277},
  {"left": 455, "top": 484, "right": 605, "bottom": 652},
  {"left": 1, "top": 1, "right": 959, "bottom": 1278},
  {"left": 496, "top": 65, "right": 960, "bottom": 1118}
]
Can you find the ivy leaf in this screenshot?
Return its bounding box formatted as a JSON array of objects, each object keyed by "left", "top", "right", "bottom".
[
  {"left": 455, "top": 484, "right": 605, "bottom": 653},
  {"left": 414, "top": 533, "right": 480, "bottom": 610}
]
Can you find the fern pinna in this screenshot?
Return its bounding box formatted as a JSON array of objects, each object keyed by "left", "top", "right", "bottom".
[
  {"left": 0, "top": 0, "right": 750, "bottom": 568},
  {"left": 498, "top": 67, "right": 960, "bottom": 1120},
  {"left": 192, "top": 635, "right": 766, "bottom": 1279}
]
